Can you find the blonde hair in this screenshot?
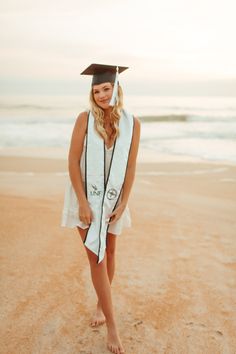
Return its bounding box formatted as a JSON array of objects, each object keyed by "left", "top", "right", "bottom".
[{"left": 89, "top": 85, "right": 124, "bottom": 142}]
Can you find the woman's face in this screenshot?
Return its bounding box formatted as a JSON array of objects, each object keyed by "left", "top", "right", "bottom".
[{"left": 92, "top": 82, "right": 113, "bottom": 109}]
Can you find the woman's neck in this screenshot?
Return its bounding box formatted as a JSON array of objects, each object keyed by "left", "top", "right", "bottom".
[{"left": 103, "top": 107, "right": 113, "bottom": 122}]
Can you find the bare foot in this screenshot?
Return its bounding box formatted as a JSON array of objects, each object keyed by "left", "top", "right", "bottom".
[
  {"left": 107, "top": 326, "right": 125, "bottom": 354},
  {"left": 90, "top": 304, "right": 106, "bottom": 327}
]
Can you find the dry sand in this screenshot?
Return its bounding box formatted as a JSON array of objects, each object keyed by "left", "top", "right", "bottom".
[{"left": 0, "top": 154, "right": 236, "bottom": 354}]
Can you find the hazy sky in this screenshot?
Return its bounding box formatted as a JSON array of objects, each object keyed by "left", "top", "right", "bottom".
[{"left": 1, "top": 0, "right": 236, "bottom": 95}]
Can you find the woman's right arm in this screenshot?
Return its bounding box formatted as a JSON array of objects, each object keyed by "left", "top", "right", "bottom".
[{"left": 68, "top": 111, "right": 93, "bottom": 225}]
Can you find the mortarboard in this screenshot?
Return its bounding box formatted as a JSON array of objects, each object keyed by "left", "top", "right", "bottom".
[{"left": 80, "top": 63, "right": 129, "bottom": 106}]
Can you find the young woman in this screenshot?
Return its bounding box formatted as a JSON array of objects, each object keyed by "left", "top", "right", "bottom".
[{"left": 61, "top": 64, "right": 140, "bottom": 354}]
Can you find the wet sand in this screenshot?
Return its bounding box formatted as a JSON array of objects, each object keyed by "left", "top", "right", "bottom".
[{"left": 0, "top": 154, "right": 236, "bottom": 354}]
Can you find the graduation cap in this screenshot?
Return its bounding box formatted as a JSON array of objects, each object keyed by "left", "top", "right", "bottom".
[{"left": 80, "top": 63, "right": 129, "bottom": 106}]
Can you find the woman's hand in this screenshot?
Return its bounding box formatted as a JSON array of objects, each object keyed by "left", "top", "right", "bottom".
[
  {"left": 79, "top": 201, "right": 93, "bottom": 225},
  {"left": 108, "top": 203, "right": 126, "bottom": 225}
]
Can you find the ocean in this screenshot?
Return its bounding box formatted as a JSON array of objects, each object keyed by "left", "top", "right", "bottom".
[{"left": 0, "top": 94, "right": 236, "bottom": 163}]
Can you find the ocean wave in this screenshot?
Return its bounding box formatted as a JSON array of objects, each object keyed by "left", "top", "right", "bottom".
[
  {"left": 139, "top": 115, "right": 188, "bottom": 122},
  {"left": 0, "top": 103, "right": 56, "bottom": 110},
  {"left": 139, "top": 114, "right": 236, "bottom": 123}
]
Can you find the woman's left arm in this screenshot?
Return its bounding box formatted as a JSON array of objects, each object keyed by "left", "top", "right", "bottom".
[{"left": 109, "top": 117, "right": 141, "bottom": 224}]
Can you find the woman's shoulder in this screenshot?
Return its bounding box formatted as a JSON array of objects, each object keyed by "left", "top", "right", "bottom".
[
  {"left": 74, "top": 111, "right": 89, "bottom": 128},
  {"left": 123, "top": 109, "right": 140, "bottom": 125},
  {"left": 133, "top": 116, "right": 140, "bottom": 125},
  {"left": 124, "top": 110, "right": 140, "bottom": 136},
  {"left": 133, "top": 116, "right": 141, "bottom": 137},
  {"left": 72, "top": 111, "right": 89, "bottom": 137},
  {"left": 76, "top": 110, "right": 89, "bottom": 123}
]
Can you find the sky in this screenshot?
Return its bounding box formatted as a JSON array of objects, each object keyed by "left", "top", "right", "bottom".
[{"left": 1, "top": 0, "right": 236, "bottom": 96}]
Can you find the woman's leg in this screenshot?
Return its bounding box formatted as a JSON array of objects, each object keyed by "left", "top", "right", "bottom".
[
  {"left": 77, "top": 229, "right": 117, "bottom": 326},
  {"left": 106, "top": 233, "right": 117, "bottom": 282},
  {"left": 77, "top": 227, "right": 124, "bottom": 353},
  {"left": 92, "top": 233, "right": 117, "bottom": 326}
]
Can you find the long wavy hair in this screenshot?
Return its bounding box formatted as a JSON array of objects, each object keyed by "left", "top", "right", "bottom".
[{"left": 89, "top": 84, "right": 124, "bottom": 142}]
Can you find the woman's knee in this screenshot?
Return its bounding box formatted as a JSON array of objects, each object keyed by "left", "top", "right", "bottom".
[{"left": 107, "top": 245, "right": 115, "bottom": 258}]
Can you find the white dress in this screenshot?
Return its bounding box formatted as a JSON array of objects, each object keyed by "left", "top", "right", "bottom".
[{"left": 61, "top": 138, "right": 131, "bottom": 235}]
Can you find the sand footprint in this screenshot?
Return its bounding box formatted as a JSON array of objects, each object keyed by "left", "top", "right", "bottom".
[
  {"left": 215, "top": 330, "right": 223, "bottom": 337},
  {"left": 185, "top": 321, "right": 206, "bottom": 330},
  {"left": 185, "top": 322, "right": 224, "bottom": 341}
]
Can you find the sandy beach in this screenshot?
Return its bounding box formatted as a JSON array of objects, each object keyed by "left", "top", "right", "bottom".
[{"left": 0, "top": 152, "right": 236, "bottom": 354}]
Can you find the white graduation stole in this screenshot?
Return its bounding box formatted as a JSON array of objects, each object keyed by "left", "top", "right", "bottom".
[{"left": 84, "top": 109, "right": 134, "bottom": 263}]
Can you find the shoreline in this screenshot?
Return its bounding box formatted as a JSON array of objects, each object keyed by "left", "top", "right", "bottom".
[
  {"left": 0, "top": 146, "right": 236, "bottom": 166},
  {"left": 0, "top": 154, "right": 235, "bottom": 176}
]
